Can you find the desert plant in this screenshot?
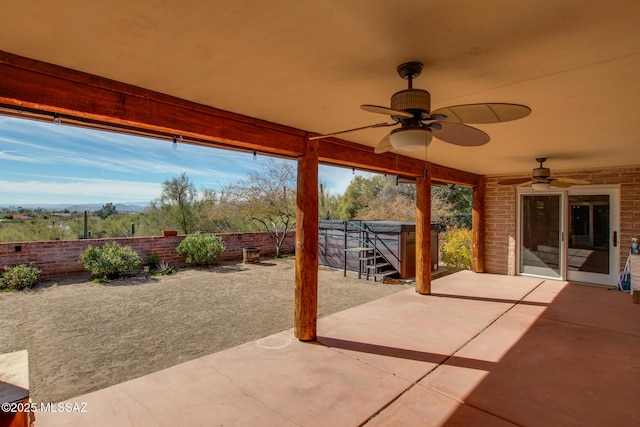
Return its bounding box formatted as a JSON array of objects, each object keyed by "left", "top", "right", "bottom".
[
  {"left": 152, "top": 261, "right": 177, "bottom": 276},
  {"left": 80, "top": 241, "right": 142, "bottom": 280},
  {"left": 440, "top": 226, "right": 472, "bottom": 270},
  {"left": 145, "top": 252, "right": 161, "bottom": 270},
  {"left": 0, "top": 264, "right": 41, "bottom": 290},
  {"left": 176, "top": 233, "right": 225, "bottom": 266}
]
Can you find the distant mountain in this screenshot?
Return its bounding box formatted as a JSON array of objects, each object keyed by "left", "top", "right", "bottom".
[
  {"left": 0, "top": 202, "right": 149, "bottom": 212},
  {"left": 67, "top": 203, "right": 149, "bottom": 213}
]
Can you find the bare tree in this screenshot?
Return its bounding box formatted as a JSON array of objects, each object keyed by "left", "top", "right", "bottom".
[{"left": 227, "top": 159, "right": 296, "bottom": 257}]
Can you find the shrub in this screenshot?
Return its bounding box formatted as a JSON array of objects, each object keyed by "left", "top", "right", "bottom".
[
  {"left": 176, "top": 233, "right": 225, "bottom": 266},
  {"left": 440, "top": 226, "right": 472, "bottom": 270},
  {"left": 0, "top": 264, "right": 41, "bottom": 290},
  {"left": 145, "top": 252, "right": 161, "bottom": 270},
  {"left": 79, "top": 241, "right": 142, "bottom": 280}
]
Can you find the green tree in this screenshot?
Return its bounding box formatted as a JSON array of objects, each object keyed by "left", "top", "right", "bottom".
[
  {"left": 95, "top": 202, "right": 117, "bottom": 220},
  {"left": 157, "top": 172, "right": 201, "bottom": 234},
  {"left": 335, "top": 175, "right": 454, "bottom": 224},
  {"left": 337, "top": 175, "right": 387, "bottom": 219},
  {"left": 319, "top": 182, "right": 341, "bottom": 220},
  {"left": 432, "top": 185, "right": 472, "bottom": 229}
]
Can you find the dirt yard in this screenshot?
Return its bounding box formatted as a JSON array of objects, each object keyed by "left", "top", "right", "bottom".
[{"left": 0, "top": 257, "right": 414, "bottom": 403}]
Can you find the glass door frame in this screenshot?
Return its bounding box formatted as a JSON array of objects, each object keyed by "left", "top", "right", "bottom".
[
  {"left": 516, "top": 188, "right": 566, "bottom": 280},
  {"left": 516, "top": 185, "right": 620, "bottom": 285},
  {"left": 566, "top": 185, "right": 620, "bottom": 286}
]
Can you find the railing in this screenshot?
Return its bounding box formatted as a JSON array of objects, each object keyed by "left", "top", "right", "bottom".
[{"left": 340, "top": 221, "right": 399, "bottom": 280}]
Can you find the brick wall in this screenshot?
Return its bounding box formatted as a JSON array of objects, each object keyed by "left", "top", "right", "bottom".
[
  {"left": 485, "top": 166, "right": 640, "bottom": 275},
  {"left": 0, "top": 232, "right": 295, "bottom": 278}
]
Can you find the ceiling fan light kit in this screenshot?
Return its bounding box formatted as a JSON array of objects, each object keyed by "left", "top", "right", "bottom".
[
  {"left": 390, "top": 127, "right": 432, "bottom": 150},
  {"left": 531, "top": 182, "right": 551, "bottom": 191},
  {"left": 310, "top": 61, "right": 531, "bottom": 156}
]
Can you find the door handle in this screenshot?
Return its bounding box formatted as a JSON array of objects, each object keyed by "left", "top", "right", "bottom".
[{"left": 612, "top": 231, "right": 618, "bottom": 247}]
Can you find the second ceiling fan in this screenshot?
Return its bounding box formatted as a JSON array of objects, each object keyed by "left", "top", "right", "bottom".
[{"left": 310, "top": 62, "right": 531, "bottom": 153}]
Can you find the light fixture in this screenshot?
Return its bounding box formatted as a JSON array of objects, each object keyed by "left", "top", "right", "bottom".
[
  {"left": 389, "top": 127, "right": 432, "bottom": 151},
  {"left": 172, "top": 135, "right": 182, "bottom": 149},
  {"left": 253, "top": 150, "right": 257, "bottom": 160},
  {"left": 531, "top": 182, "right": 551, "bottom": 191},
  {"left": 53, "top": 113, "right": 62, "bottom": 125},
  {"left": 352, "top": 167, "right": 355, "bottom": 175}
]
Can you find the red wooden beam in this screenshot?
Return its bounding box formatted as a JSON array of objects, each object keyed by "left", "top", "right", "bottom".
[{"left": 0, "top": 50, "right": 482, "bottom": 187}]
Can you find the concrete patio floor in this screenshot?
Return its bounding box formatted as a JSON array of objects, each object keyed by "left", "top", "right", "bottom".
[{"left": 37, "top": 271, "right": 640, "bottom": 426}]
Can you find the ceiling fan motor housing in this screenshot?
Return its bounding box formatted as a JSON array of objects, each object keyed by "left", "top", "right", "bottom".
[
  {"left": 391, "top": 89, "right": 431, "bottom": 114},
  {"left": 532, "top": 167, "right": 551, "bottom": 179}
]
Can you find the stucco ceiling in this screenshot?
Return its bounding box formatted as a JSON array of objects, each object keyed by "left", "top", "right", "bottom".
[{"left": 1, "top": 0, "right": 639, "bottom": 176}]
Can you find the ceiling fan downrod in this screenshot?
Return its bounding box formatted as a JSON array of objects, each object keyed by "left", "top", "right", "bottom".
[{"left": 397, "top": 62, "right": 424, "bottom": 89}]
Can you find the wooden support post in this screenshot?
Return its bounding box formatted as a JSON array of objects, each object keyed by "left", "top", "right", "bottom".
[
  {"left": 472, "top": 177, "right": 485, "bottom": 273},
  {"left": 415, "top": 175, "right": 432, "bottom": 294},
  {"left": 294, "top": 138, "right": 319, "bottom": 341}
]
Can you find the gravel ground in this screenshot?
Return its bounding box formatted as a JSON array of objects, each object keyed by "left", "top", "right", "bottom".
[{"left": 0, "top": 257, "right": 414, "bottom": 403}]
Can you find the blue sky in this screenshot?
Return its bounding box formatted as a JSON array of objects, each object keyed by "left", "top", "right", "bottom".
[{"left": 0, "top": 116, "right": 373, "bottom": 207}]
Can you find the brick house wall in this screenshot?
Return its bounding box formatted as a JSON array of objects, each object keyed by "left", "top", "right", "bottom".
[
  {"left": 0, "top": 232, "right": 295, "bottom": 278},
  {"left": 484, "top": 166, "right": 640, "bottom": 275}
]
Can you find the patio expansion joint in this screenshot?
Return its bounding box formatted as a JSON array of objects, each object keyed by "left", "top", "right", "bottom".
[
  {"left": 362, "top": 279, "right": 546, "bottom": 426},
  {"left": 208, "top": 364, "right": 303, "bottom": 427}
]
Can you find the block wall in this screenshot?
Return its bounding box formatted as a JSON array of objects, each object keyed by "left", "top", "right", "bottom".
[{"left": 0, "top": 232, "right": 295, "bottom": 278}]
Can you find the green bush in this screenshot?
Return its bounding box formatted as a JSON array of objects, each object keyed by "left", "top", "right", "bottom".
[
  {"left": 145, "top": 252, "right": 161, "bottom": 270},
  {"left": 176, "top": 233, "right": 225, "bottom": 266},
  {"left": 0, "top": 264, "right": 41, "bottom": 290},
  {"left": 79, "top": 241, "right": 142, "bottom": 280},
  {"left": 440, "top": 226, "right": 472, "bottom": 270}
]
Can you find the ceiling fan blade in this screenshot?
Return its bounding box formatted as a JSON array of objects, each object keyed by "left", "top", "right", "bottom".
[
  {"left": 553, "top": 177, "right": 591, "bottom": 185},
  {"left": 550, "top": 180, "right": 573, "bottom": 188},
  {"left": 497, "top": 177, "right": 533, "bottom": 185},
  {"left": 309, "top": 122, "right": 396, "bottom": 140},
  {"left": 374, "top": 134, "right": 396, "bottom": 154},
  {"left": 431, "top": 122, "right": 489, "bottom": 146},
  {"left": 431, "top": 103, "right": 531, "bottom": 124},
  {"left": 361, "top": 104, "right": 413, "bottom": 119}
]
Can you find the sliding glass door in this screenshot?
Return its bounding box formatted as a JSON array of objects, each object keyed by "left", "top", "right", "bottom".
[
  {"left": 566, "top": 187, "right": 619, "bottom": 285},
  {"left": 518, "top": 186, "right": 619, "bottom": 286},
  {"left": 520, "top": 193, "right": 563, "bottom": 279}
]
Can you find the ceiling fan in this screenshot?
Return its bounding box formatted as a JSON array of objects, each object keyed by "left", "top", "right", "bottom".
[
  {"left": 498, "top": 158, "right": 590, "bottom": 190},
  {"left": 309, "top": 61, "right": 531, "bottom": 154}
]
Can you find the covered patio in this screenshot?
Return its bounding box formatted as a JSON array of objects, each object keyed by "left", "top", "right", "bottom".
[
  {"left": 37, "top": 271, "right": 640, "bottom": 426},
  {"left": 1, "top": 2, "right": 640, "bottom": 425}
]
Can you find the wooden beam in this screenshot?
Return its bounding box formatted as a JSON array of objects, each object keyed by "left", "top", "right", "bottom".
[
  {"left": 415, "top": 173, "right": 432, "bottom": 294},
  {"left": 294, "top": 138, "right": 319, "bottom": 341},
  {"left": 472, "top": 177, "right": 486, "bottom": 273},
  {"left": 0, "top": 50, "right": 484, "bottom": 187},
  {"left": 319, "top": 137, "right": 483, "bottom": 186},
  {"left": 0, "top": 50, "right": 306, "bottom": 158},
  {"left": 318, "top": 137, "right": 425, "bottom": 177}
]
